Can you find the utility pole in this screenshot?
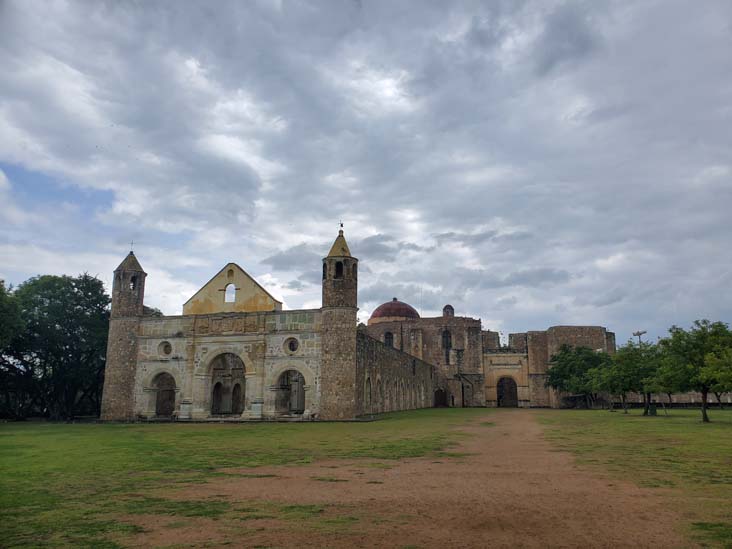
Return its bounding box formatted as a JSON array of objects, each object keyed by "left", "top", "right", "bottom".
[{"left": 632, "top": 330, "right": 647, "bottom": 345}]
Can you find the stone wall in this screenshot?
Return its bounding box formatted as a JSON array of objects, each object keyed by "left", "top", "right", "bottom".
[
  {"left": 100, "top": 317, "right": 141, "bottom": 420},
  {"left": 319, "top": 307, "right": 358, "bottom": 419},
  {"left": 364, "top": 315, "right": 483, "bottom": 406},
  {"left": 546, "top": 326, "right": 616, "bottom": 359},
  {"left": 356, "top": 332, "right": 435, "bottom": 415},
  {"left": 482, "top": 330, "right": 500, "bottom": 350},
  {"left": 131, "top": 309, "right": 322, "bottom": 420},
  {"left": 508, "top": 333, "right": 528, "bottom": 352}
]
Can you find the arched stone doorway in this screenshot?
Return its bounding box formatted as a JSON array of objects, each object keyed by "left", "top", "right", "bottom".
[
  {"left": 434, "top": 388, "right": 447, "bottom": 407},
  {"left": 153, "top": 372, "right": 176, "bottom": 417},
  {"left": 497, "top": 377, "right": 518, "bottom": 407},
  {"left": 210, "top": 353, "right": 246, "bottom": 416},
  {"left": 275, "top": 370, "right": 305, "bottom": 416}
]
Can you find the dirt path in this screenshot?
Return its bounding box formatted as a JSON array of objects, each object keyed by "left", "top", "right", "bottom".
[{"left": 126, "top": 410, "right": 690, "bottom": 548}]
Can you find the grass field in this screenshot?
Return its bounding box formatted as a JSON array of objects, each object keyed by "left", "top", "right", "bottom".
[
  {"left": 2, "top": 408, "right": 732, "bottom": 548},
  {"left": 0, "top": 408, "right": 486, "bottom": 548},
  {"left": 538, "top": 408, "right": 732, "bottom": 548}
]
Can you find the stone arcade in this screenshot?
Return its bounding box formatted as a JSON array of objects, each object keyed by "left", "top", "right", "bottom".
[{"left": 100, "top": 230, "right": 615, "bottom": 421}]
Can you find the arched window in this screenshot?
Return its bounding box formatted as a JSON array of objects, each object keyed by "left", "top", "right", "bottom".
[
  {"left": 335, "top": 261, "right": 344, "bottom": 279},
  {"left": 352, "top": 263, "right": 357, "bottom": 279},
  {"left": 442, "top": 329, "right": 452, "bottom": 364},
  {"left": 129, "top": 276, "right": 137, "bottom": 291},
  {"left": 224, "top": 283, "right": 236, "bottom": 303},
  {"left": 322, "top": 263, "right": 327, "bottom": 280},
  {"left": 384, "top": 332, "right": 394, "bottom": 347}
]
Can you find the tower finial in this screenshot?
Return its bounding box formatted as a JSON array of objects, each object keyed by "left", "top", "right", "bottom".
[{"left": 130, "top": 240, "right": 134, "bottom": 253}]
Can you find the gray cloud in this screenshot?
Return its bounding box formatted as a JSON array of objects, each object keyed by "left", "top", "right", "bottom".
[
  {"left": 1, "top": 0, "right": 731, "bottom": 342},
  {"left": 533, "top": 3, "right": 600, "bottom": 76}
]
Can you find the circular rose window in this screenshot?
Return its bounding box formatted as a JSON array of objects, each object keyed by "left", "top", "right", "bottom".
[
  {"left": 158, "top": 341, "right": 172, "bottom": 357},
  {"left": 284, "top": 337, "right": 299, "bottom": 354}
]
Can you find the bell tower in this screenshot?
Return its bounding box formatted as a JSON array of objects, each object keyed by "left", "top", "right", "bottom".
[
  {"left": 319, "top": 229, "right": 359, "bottom": 419},
  {"left": 322, "top": 229, "right": 358, "bottom": 308},
  {"left": 100, "top": 251, "right": 147, "bottom": 421}
]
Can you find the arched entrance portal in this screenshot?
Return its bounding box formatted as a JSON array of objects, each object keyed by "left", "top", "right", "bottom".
[
  {"left": 153, "top": 372, "right": 176, "bottom": 417},
  {"left": 276, "top": 370, "right": 305, "bottom": 416},
  {"left": 497, "top": 377, "right": 518, "bottom": 407},
  {"left": 210, "top": 353, "right": 246, "bottom": 416},
  {"left": 434, "top": 388, "right": 448, "bottom": 407}
]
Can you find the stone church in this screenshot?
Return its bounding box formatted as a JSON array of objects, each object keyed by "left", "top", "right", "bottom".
[{"left": 100, "top": 230, "right": 615, "bottom": 421}]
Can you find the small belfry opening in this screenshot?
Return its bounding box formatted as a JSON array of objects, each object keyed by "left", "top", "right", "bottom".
[
  {"left": 335, "top": 261, "right": 344, "bottom": 279},
  {"left": 275, "top": 370, "right": 305, "bottom": 416},
  {"left": 224, "top": 283, "right": 236, "bottom": 303}
]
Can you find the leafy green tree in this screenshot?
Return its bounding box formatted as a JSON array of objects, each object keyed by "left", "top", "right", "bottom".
[
  {"left": 546, "top": 345, "right": 612, "bottom": 408},
  {"left": 610, "top": 341, "right": 661, "bottom": 416},
  {"left": 0, "top": 280, "right": 23, "bottom": 348},
  {"left": 586, "top": 362, "right": 621, "bottom": 410},
  {"left": 703, "top": 347, "right": 732, "bottom": 410},
  {"left": 588, "top": 355, "right": 638, "bottom": 413},
  {"left": 661, "top": 320, "right": 732, "bottom": 423},
  {"left": 0, "top": 281, "right": 28, "bottom": 418},
  {"left": 647, "top": 350, "right": 687, "bottom": 409},
  {"left": 6, "top": 274, "right": 110, "bottom": 419}
]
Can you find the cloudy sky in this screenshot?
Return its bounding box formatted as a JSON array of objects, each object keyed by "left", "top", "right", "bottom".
[{"left": 1, "top": 1, "right": 731, "bottom": 344}]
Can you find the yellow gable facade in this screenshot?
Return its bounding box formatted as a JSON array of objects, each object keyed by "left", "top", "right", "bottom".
[{"left": 182, "top": 263, "right": 282, "bottom": 315}]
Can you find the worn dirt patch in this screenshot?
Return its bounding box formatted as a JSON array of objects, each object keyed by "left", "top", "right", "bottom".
[{"left": 121, "top": 410, "right": 691, "bottom": 548}]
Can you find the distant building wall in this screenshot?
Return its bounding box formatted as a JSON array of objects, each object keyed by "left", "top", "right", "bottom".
[
  {"left": 364, "top": 315, "right": 484, "bottom": 407},
  {"left": 356, "top": 332, "right": 435, "bottom": 415}
]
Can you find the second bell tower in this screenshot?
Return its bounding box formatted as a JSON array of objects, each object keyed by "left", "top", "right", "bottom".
[{"left": 322, "top": 229, "right": 358, "bottom": 307}]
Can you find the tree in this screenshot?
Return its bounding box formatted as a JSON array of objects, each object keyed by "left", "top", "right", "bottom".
[
  {"left": 610, "top": 341, "right": 662, "bottom": 416},
  {"left": 703, "top": 347, "right": 732, "bottom": 410},
  {"left": 7, "top": 274, "right": 110, "bottom": 420},
  {"left": 648, "top": 351, "right": 687, "bottom": 410},
  {"left": 593, "top": 357, "right": 634, "bottom": 413},
  {"left": 0, "top": 280, "right": 23, "bottom": 348},
  {"left": 661, "top": 320, "right": 732, "bottom": 423},
  {"left": 0, "top": 281, "right": 27, "bottom": 418},
  {"left": 546, "top": 345, "right": 612, "bottom": 408}
]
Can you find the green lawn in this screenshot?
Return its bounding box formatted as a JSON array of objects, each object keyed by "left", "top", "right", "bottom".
[
  {"left": 0, "top": 409, "right": 486, "bottom": 548},
  {"left": 3, "top": 408, "right": 732, "bottom": 548},
  {"left": 537, "top": 408, "right": 732, "bottom": 548}
]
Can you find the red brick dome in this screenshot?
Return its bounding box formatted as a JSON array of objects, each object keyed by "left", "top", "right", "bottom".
[{"left": 369, "top": 298, "right": 420, "bottom": 322}]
